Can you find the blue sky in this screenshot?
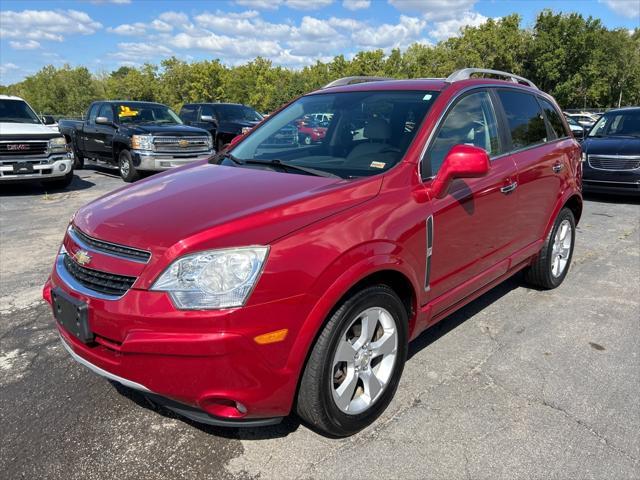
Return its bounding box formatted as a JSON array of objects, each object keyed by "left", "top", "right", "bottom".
[{"left": 1, "top": 0, "right": 638, "bottom": 85}]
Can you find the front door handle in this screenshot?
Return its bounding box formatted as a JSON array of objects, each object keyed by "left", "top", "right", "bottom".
[
  {"left": 500, "top": 181, "right": 518, "bottom": 194},
  {"left": 553, "top": 163, "right": 564, "bottom": 173}
]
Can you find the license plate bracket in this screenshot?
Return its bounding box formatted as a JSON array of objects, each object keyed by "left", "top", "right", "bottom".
[
  {"left": 12, "top": 162, "right": 35, "bottom": 174},
  {"left": 51, "top": 287, "right": 93, "bottom": 343}
]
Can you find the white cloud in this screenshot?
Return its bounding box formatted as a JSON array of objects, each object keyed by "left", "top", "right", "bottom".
[
  {"left": 352, "top": 15, "right": 426, "bottom": 49},
  {"left": 388, "top": 0, "right": 477, "bottom": 20},
  {"left": 0, "top": 62, "right": 19, "bottom": 75},
  {"left": 90, "top": 0, "right": 131, "bottom": 4},
  {"left": 0, "top": 9, "right": 102, "bottom": 42},
  {"left": 428, "top": 11, "right": 488, "bottom": 40},
  {"left": 343, "top": 0, "right": 370, "bottom": 10},
  {"left": 599, "top": 0, "right": 640, "bottom": 19},
  {"left": 157, "top": 11, "right": 190, "bottom": 27},
  {"left": 299, "top": 16, "right": 339, "bottom": 38},
  {"left": 107, "top": 22, "right": 147, "bottom": 35},
  {"left": 9, "top": 40, "right": 41, "bottom": 50},
  {"left": 235, "top": 0, "right": 334, "bottom": 10},
  {"left": 111, "top": 42, "right": 173, "bottom": 62}
]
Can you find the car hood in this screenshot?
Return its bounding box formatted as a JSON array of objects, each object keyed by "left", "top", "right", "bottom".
[
  {"left": 123, "top": 124, "right": 209, "bottom": 136},
  {"left": 73, "top": 161, "right": 381, "bottom": 267},
  {"left": 0, "top": 122, "right": 62, "bottom": 138},
  {"left": 582, "top": 137, "right": 640, "bottom": 156}
]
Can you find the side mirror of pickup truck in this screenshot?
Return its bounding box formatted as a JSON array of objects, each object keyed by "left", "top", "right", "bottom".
[
  {"left": 95, "top": 116, "right": 114, "bottom": 126},
  {"left": 42, "top": 115, "right": 56, "bottom": 125},
  {"left": 428, "top": 144, "right": 490, "bottom": 199},
  {"left": 200, "top": 115, "right": 217, "bottom": 124}
]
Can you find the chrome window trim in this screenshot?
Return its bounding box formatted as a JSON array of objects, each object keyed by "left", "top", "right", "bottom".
[
  {"left": 68, "top": 225, "right": 151, "bottom": 264},
  {"left": 417, "top": 84, "right": 564, "bottom": 183}
]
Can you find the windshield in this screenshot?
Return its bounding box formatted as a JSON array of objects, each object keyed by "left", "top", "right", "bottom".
[
  {"left": 115, "top": 103, "right": 182, "bottom": 125},
  {"left": 0, "top": 99, "right": 42, "bottom": 124},
  {"left": 588, "top": 110, "right": 640, "bottom": 137},
  {"left": 216, "top": 105, "right": 262, "bottom": 122},
  {"left": 227, "top": 90, "right": 439, "bottom": 179}
]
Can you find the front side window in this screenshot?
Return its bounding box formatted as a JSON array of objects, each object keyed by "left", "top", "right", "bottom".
[
  {"left": 115, "top": 103, "right": 182, "bottom": 125},
  {"left": 0, "top": 99, "right": 41, "bottom": 124},
  {"left": 98, "top": 104, "right": 113, "bottom": 122},
  {"left": 497, "top": 90, "right": 547, "bottom": 150},
  {"left": 589, "top": 110, "right": 640, "bottom": 137},
  {"left": 88, "top": 104, "right": 100, "bottom": 123},
  {"left": 227, "top": 90, "right": 439, "bottom": 179},
  {"left": 539, "top": 98, "right": 568, "bottom": 139},
  {"left": 180, "top": 104, "right": 198, "bottom": 122},
  {"left": 424, "top": 90, "right": 500, "bottom": 178}
]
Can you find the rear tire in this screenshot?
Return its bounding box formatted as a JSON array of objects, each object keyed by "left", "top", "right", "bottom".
[
  {"left": 524, "top": 207, "right": 576, "bottom": 289},
  {"left": 73, "top": 149, "right": 84, "bottom": 169},
  {"left": 118, "top": 149, "right": 140, "bottom": 183},
  {"left": 297, "top": 285, "right": 408, "bottom": 437},
  {"left": 43, "top": 171, "right": 74, "bottom": 190}
]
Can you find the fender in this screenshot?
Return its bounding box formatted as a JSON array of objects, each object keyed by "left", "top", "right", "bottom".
[
  {"left": 279, "top": 249, "right": 422, "bottom": 407},
  {"left": 543, "top": 186, "right": 582, "bottom": 239}
]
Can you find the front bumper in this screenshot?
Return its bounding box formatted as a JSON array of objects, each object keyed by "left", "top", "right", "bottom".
[
  {"left": 45, "top": 253, "right": 314, "bottom": 425},
  {"left": 0, "top": 156, "right": 73, "bottom": 181},
  {"left": 582, "top": 162, "right": 640, "bottom": 195},
  {"left": 132, "top": 150, "right": 215, "bottom": 171}
]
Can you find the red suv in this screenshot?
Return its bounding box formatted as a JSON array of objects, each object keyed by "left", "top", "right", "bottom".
[{"left": 45, "top": 69, "right": 582, "bottom": 437}]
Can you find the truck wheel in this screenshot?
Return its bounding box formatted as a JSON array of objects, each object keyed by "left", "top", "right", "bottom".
[
  {"left": 73, "top": 149, "right": 84, "bottom": 169},
  {"left": 296, "top": 285, "right": 408, "bottom": 437},
  {"left": 43, "top": 171, "right": 74, "bottom": 190},
  {"left": 524, "top": 207, "right": 576, "bottom": 289},
  {"left": 119, "top": 149, "right": 140, "bottom": 183}
]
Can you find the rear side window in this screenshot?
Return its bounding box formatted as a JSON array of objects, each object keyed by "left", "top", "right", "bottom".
[
  {"left": 425, "top": 90, "right": 500, "bottom": 178},
  {"left": 87, "top": 104, "right": 100, "bottom": 123},
  {"left": 180, "top": 104, "right": 198, "bottom": 122},
  {"left": 497, "top": 90, "right": 547, "bottom": 150},
  {"left": 539, "top": 98, "right": 568, "bottom": 139}
]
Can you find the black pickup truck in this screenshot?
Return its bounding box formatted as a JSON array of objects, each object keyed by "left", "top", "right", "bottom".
[
  {"left": 179, "top": 103, "right": 263, "bottom": 151},
  {"left": 59, "top": 101, "right": 214, "bottom": 182}
]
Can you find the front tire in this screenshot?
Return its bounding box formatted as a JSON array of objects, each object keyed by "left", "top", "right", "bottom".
[
  {"left": 524, "top": 207, "right": 576, "bottom": 289},
  {"left": 118, "top": 149, "right": 140, "bottom": 183},
  {"left": 297, "top": 285, "right": 408, "bottom": 437}
]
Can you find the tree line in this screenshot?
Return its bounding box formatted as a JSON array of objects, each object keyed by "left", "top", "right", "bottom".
[{"left": 2, "top": 10, "right": 638, "bottom": 117}]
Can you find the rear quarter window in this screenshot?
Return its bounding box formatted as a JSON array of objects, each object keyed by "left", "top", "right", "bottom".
[
  {"left": 497, "top": 90, "right": 548, "bottom": 150},
  {"left": 180, "top": 105, "right": 198, "bottom": 122},
  {"left": 538, "top": 98, "right": 569, "bottom": 139}
]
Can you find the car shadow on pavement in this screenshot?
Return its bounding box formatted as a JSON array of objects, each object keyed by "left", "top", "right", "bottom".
[
  {"left": 111, "top": 381, "right": 302, "bottom": 440},
  {"left": 408, "top": 275, "right": 521, "bottom": 360},
  {"left": 0, "top": 174, "right": 95, "bottom": 196},
  {"left": 583, "top": 192, "right": 640, "bottom": 205}
]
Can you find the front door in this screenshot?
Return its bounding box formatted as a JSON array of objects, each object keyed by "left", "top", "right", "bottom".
[{"left": 421, "top": 89, "right": 519, "bottom": 316}]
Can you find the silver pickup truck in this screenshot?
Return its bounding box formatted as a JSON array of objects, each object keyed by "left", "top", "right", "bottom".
[{"left": 0, "top": 95, "right": 74, "bottom": 189}]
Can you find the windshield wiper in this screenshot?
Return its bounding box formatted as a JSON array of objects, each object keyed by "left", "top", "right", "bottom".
[
  {"left": 209, "top": 151, "right": 244, "bottom": 165},
  {"left": 244, "top": 159, "right": 340, "bottom": 178}
]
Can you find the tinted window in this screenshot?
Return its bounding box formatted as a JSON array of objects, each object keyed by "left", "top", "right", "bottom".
[
  {"left": 114, "top": 103, "right": 182, "bottom": 125},
  {"left": 88, "top": 104, "right": 100, "bottom": 123},
  {"left": 0, "top": 99, "right": 41, "bottom": 124},
  {"left": 539, "top": 98, "right": 568, "bottom": 139},
  {"left": 201, "top": 105, "right": 217, "bottom": 118},
  {"left": 589, "top": 110, "right": 640, "bottom": 137},
  {"left": 425, "top": 91, "right": 500, "bottom": 178},
  {"left": 180, "top": 104, "right": 198, "bottom": 122},
  {"left": 497, "top": 90, "right": 547, "bottom": 150},
  {"left": 98, "top": 104, "right": 113, "bottom": 122}
]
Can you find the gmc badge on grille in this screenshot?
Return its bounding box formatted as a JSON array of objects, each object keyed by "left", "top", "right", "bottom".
[{"left": 7, "top": 144, "right": 30, "bottom": 151}]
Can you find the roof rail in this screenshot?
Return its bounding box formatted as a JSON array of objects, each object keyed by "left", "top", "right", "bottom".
[
  {"left": 322, "top": 76, "right": 392, "bottom": 89},
  {"left": 446, "top": 68, "right": 538, "bottom": 89}
]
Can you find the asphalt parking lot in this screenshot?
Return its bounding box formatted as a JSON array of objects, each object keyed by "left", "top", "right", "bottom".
[{"left": 1, "top": 169, "right": 639, "bottom": 480}]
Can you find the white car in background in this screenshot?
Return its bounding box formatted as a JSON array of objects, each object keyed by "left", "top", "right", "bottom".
[{"left": 0, "top": 95, "right": 74, "bottom": 188}]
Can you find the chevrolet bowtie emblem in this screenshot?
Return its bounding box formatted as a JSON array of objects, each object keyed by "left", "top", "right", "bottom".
[
  {"left": 178, "top": 139, "right": 189, "bottom": 147},
  {"left": 74, "top": 250, "right": 92, "bottom": 266}
]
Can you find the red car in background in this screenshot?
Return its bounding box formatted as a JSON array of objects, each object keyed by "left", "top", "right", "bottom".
[
  {"left": 45, "top": 69, "right": 582, "bottom": 437},
  {"left": 297, "top": 116, "right": 328, "bottom": 144}
]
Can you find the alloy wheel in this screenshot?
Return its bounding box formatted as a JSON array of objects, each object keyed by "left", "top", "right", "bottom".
[{"left": 551, "top": 219, "right": 572, "bottom": 277}]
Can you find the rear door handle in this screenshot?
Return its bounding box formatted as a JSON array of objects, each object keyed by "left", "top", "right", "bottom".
[
  {"left": 553, "top": 163, "right": 564, "bottom": 173},
  {"left": 500, "top": 181, "right": 518, "bottom": 194}
]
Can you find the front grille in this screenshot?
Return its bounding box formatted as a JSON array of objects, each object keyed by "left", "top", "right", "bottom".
[
  {"left": 70, "top": 226, "right": 151, "bottom": 263},
  {"left": 0, "top": 141, "right": 47, "bottom": 157},
  {"left": 588, "top": 155, "right": 640, "bottom": 171},
  {"left": 63, "top": 254, "right": 136, "bottom": 297},
  {"left": 153, "top": 136, "right": 210, "bottom": 153}
]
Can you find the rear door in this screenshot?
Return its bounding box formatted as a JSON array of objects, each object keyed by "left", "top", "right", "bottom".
[
  {"left": 423, "top": 89, "right": 519, "bottom": 314},
  {"left": 95, "top": 103, "right": 115, "bottom": 160},
  {"left": 494, "top": 89, "right": 570, "bottom": 257}
]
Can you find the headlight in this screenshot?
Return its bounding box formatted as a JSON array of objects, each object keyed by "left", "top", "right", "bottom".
[
  {"left": 206, "top": 134, "right": 213, "bottom": 149},
  {"left": 152, "top": 246, "right": 269, "bottom": 309},
  {"left": 48, "top": 137, "right": 68, "bottom": 154},
  {"left": 131, "top": 134, "right": 155, "bottom": 151},
  {"left": 581, "top": 152, "right": 587, "bottom": 162}
]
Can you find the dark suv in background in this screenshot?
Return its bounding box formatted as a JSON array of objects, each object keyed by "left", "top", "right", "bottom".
[
  {"left": 179, "top": 103, "right": 263, "bottom": 151},
  {"left": 581, "top": 107, "right": 640, "bottom": 196}
]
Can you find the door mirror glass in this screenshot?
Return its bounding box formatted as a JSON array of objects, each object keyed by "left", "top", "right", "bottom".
[{"left": 428, "top": 144, "right": 490, "bottom": 199}]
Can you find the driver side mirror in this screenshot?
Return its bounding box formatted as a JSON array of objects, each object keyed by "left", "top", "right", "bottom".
[
  {"left": 95, "top": 116, "right": 114, "bottom": 126},
  {"left": 428, "top": 144, "right": 490, "bottom": 199},
  {"left": 42, "top": 115, "right": 56, "bottom": 125},
  {"left": 201, "top": 115, "right": 217, "bottom": 124}
]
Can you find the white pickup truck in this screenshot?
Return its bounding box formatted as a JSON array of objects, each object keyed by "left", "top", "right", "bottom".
[{"left": 0, "top": 95, "right": 74, "bottom": 188}]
